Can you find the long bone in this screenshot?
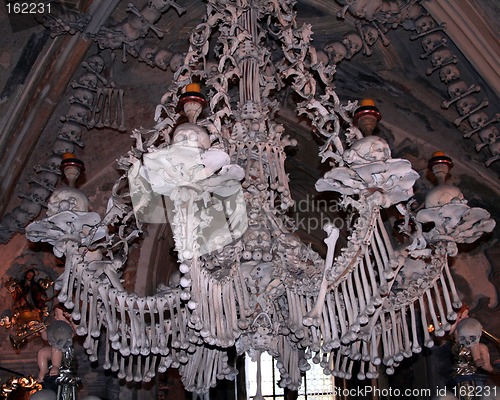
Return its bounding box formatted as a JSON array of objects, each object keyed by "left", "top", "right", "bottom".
[
  {"left": 285, "top": 288, "right": 298, "bottom": 333},
  {"left": 344, "top": 276, "right": 359, "bottom": 331},
  {"left": 146, "top": 296, "right": 159, "bottom": 353},
  {"left": 361, "top": 253, "right": 382, "bottom": 308},
  {"left": 418, "top": 297, "right": 434, "bottom": 348},
  {"left": 98, "top": 282, "right": 118, "bottom": 342},
  {"left": 88, "top": 88, "right": 103, "bottom": 128},
  {"left": 126, "top": 297, "right": 140, "bottom": 356},
  {"left": 70, "top": 262, "right": 85, "bottom": 320},
  {"left": 442, "top": 84, "right": 480, "bottom": 109},
  {"left": 167, "top": 294, "right": 183, "bottom": 348},
  {"left": 325, "top": 293, "right": 341, "bottom": 349},
  {"left": 103, "top": 326, "right": 111, "bottom": 370},
  {"left": 95, "top": 89, "right": 109, "bottom": 128},
  {"left": 410, "top": 23, "right": 446, "bottom": 40},
  {"left": 108, "top": 288, "right": 120, "bottom": 343},
  {"left": 390, "top": 310, "right": 403, "bottom": 362},
  {"left": 146, "top": 355, "right": 157, "bottom": 379},
  {"left": 305, "top": 296, "right": 320, "bottom": 351},
  {"left": 319, "top": 299, "right": 333, "bottom": 351},
  {"left": 376, "top": 215, "right": 397, "bottom": 276},
  {"left": 103, "top": 88, "right": 113, "bottom": 127},
  {"left": 58, "top": 243, "right": 80, "bottom": 304},
  {"left": 116, "top": 291, "right": 130, "bottom": 356},
  {"left": 425, "top": 289, "right": 443, "bottom": 337},
  {"left": 400, "top": 306, "right": 412, "bottom": 357},
  {"left": 125, "top": 354, "right": 134, "bottom": 382},
  {"left": 358, "top": 259, "right": 375, "bottom": 315},
  {"left": 174, "top": 295, "right": 189, "bottom": 350},
  {"left": 442, "top": 260, "right": 461, "bottom": 308},
  {"left": 156, "top": 295, "right": 168, "bottom": 352},
  {"left": 370, "top": 238, "right": 389, "bottom": 296},
  {"left": 134, "top": 355, "right": 143, "bottom": 382},
  {"left": 380, "top": 316, "right": 393, "bottom": 366},
  {"left": 334, "top": 288, "right": 349, "bottom": 343},
  {"left": 75, "top": 270, "right": 94, "bottom": 335},
  {"left": 224, "top": 280, "right": 239, "bottom": 338},
  {"left": 303, "top": 225, "right": 339, "bottom": 326},
  {"left": 118, "top": 89, "right": 126, "bottom": 131},
  {"left": 438, "top": 274, "right": 456, "bottom": 320},
  {"left": 356, "top": 23, "right": 371, "bottom": 56},
  {"left": 136, "top": 297, "right": 148, "bottom": 354},
  {"left": 353, "top": 262, "right": 368, "bottom": 323},
  {"left": 111, "top": 350, "right": 119, "bottom": 372},
  {"left": 454, "top": 99, "right": 489, "bottom": 126},
  {"left": 426, "top": 55, "right": 457, "bottom": 75},
  {"left": 88, "top": 278, "right": 101, "bottom": 338},
  {"left": 409, "top": 302, "right": 422, "bottom": 353},
  {"left": 468, "top": 114, "right": 500, "bottom": 140},
  {"left": 82, "top": 61, "right": 109, "bottom": 86},
  {"left": 433, "top": 283, "right": 451, "bottom": 331}
]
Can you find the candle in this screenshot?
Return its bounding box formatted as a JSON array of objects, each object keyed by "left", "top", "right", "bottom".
[
  {"left": 186, "top": 83, "right": 201, "bottom": 93},
  {"left": 360, "top": 98, "right": 375, "bottom": 107}
]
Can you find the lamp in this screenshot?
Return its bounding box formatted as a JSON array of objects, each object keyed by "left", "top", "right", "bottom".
[{"left": 25, "top": 0, "right": 495, "bottom": 397}]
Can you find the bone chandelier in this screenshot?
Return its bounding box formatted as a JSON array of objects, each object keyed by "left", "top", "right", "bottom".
[{"left": 25, "top": 0, "right": 495, "bottom": 396}]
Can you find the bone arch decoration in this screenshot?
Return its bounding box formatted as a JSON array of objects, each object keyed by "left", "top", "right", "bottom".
[
  {"left": 329, "top": 0, "right": 500, "bottom": 167},
  {"left": 22, "top": 0, "right": 495, "bottom": 397}
]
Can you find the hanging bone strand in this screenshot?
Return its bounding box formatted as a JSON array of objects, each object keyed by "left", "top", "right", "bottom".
[{"left": 303, "top": 224, "right": 339, "bottom": 326}]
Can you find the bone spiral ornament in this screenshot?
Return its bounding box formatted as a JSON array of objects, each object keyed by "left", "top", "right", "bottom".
[{"left": 25, "top": 0, "right": 495, "bottom": 396}]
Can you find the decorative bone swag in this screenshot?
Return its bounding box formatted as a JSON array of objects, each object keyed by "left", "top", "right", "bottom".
[{"left": 26, "top": 0, "right": 495, "bottom": 396}]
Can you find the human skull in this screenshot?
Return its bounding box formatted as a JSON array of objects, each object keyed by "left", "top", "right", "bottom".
[
  {"left": 31, "top": 185, "right": 52, "bottom": 204},
  {"left": 77, "top": 73, "right": 98, "bottom": 90},
  {"left": 64, "top": 103, "right": 89, "bottom": 124},
  {"left": 10, "top": 208, "right": 31, "bottom": 227},
  {"left": 439, "top": 65, "right": 460, "bottom": 83},
  {"left": 424, "top": 184, "right": 464, "bottom": 208},
  {"left": 47, "top": 154, "right": 63, "bottom": 171},
  {"left": 86, "top": 54, "right": 104, "bottom": 73},
  {"left": 468, "top": 111, "right": 489, "bottom": 129},
  {"left": 154, "top": 49, "right": 172, "bottom": 70},
  {"left": 349, "top": 0, "right": 382, "bottom": 19},
  {"left": 169, "top": 52, "right": 184, "bottom": 72},
  {"left": 47, "top": 320, "right": 73, "bottom": 351},
  {"left": 421, "top": 33, "right": 445, "bottom": 53},
  {"left": 345, "top": 136, "right": 391, "bottom": 165},
  {"left": 342, "top": 32, "right": 363, "bottom": 59},
  {"left": 430, "top": 49, "right": 453, "bottom": 67},
  {"left": 37, "top": 171, "right": 59, "bottom": 189},
  {"left": 53, "top": 139, "right": 76, "bottom": 156},
  {"left": 46, "top": 187, "right": 90, "bottom": 216},
  {"left": 58, "top": 122, "right": 83, "bottom": 143},
  {"left": 456, "top": 96, "right": 478, "bottom": 116},
  {"left": 20, "top": 198, "right": 43, "bottom": 218},
  {"left": 139, "top": 45, "right": 156, "bottom": 66},
  {"left": 324, "top": 41, "right": 347, "bottom": 64},
  {"left": 415, "top": 15, "right": 435, "bottom": 34},
  {"left": 478, "top": 126, "right": 498, "bottom": 144},
  {"left": 447, "top": 81, "right": 468, "bottom": 99},
  {"left": 172, "top": 123, "right": 211, "bottom": 149},
  {"left": 456, "top": 318, "right": 482, "bottom": 347},
  {"left": 362, "top": 25, "right": 379, "bottom": 46},
  {"left": 70, "top": 88, "right": 94, "bottom": 108}
]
